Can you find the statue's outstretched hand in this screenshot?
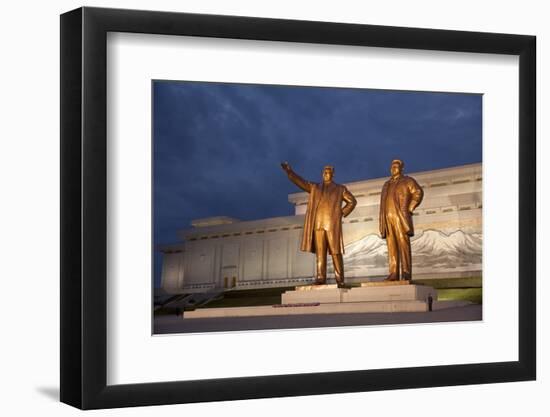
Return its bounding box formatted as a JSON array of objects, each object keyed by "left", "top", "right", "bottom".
[{"left": 281, "top": 162, "right": 291, "bottom": 173}]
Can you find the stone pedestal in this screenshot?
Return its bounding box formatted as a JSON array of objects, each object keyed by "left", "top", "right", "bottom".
[
  {"left": 280, "top": 281, "right": 436, "bottom": 309},
  {"left": 281, "top": 284, "right": 348, "bottom": 304},
  {"left": 343, "top": 281, "right": 437, "bottom": 303}
]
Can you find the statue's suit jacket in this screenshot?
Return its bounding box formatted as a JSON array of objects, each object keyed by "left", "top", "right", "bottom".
[
  {"left": 287, "top": 170, "right": 356, "bottom": 254},
  {"left": 379, "top": 175, "right": 424, "bottom": 238}
]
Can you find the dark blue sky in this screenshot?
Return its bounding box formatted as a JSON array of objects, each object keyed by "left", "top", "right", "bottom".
[{"left": 153, "top": 81, "right": 482, "bottom": 287}]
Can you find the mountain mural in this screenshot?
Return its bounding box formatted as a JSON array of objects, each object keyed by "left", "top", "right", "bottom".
[{"left": 336, "top": 229, "right": 482, "bottom": 275}]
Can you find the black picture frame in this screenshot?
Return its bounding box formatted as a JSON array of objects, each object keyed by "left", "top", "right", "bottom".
[{"left": 60, "top": 6, "right": 536, "bottom": 410}]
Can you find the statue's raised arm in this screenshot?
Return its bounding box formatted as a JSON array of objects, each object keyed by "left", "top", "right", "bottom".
[{"left": 281, "top": 162, "right": 313, "bottom": 193}]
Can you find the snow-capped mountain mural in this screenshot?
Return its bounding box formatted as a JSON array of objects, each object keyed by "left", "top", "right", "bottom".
[
  {"left": 334, "top": 229, "right": 482, "bottom": 276},
  {"left": 411, "top": 229, "right": 482, "bottom": 268}
]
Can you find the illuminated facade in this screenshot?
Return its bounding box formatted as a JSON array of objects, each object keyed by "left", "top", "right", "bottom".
[{"left": 161, "top": 163, "right": 482, "bottom": 294}]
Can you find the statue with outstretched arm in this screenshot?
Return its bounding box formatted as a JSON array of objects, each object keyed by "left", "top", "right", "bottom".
[{"left": 281, "top": 162, "right": 356, "bottom": 287}]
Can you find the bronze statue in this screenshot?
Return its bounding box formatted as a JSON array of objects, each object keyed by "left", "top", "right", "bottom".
[
  {"left": 379, "top": 159, "right": 423, "bottom": 281},
  {"left": 281, "top": 162, "right": 357, "bottom": 288}
]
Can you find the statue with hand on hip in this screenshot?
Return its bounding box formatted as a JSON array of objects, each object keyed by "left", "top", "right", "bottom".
[{"left": 379, "top": 159, "right": 424, "bottom": 281}]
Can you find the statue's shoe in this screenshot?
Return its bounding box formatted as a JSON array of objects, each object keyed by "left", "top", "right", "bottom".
[{"left": 384, "top": 274, "right": 399, "bottom": 281}]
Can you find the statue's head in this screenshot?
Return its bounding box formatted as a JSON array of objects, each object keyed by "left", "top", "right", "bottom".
[
  {"left": 390, "top": 159, "right": 404, "bottom": 177},
  {"left": 322, "top": 165, "right": 334, "bottom": 183}
]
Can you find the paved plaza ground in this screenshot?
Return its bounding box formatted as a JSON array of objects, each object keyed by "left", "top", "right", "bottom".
[{"left": 153, "top": 303, "right": 482, "bottom": 334}]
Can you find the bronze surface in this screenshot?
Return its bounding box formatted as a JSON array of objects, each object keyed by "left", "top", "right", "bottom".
[
  {"left": 379, "top": 159, "right": 424, "bottom": 281},
  {"left": 282, "top": 162, "right": 356, "bottom": 285}
]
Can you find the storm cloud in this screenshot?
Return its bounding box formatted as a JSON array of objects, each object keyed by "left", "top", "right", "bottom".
[{"left": 153, "top": 81, "right": 482, "bottom": 286}]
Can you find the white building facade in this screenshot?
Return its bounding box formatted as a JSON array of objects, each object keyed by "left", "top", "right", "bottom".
[{"left": 161, "top": 163, "right": 482, "bottom": 294}]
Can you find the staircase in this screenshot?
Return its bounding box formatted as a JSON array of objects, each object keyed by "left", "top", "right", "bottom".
[{"left": 155, "top": 288, "right": 225, "bottom": 312}]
